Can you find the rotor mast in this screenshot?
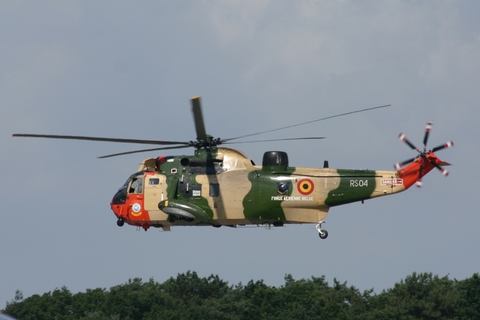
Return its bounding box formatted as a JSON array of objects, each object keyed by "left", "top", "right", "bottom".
[{"left": 189, "top": 96, "right": 222, "bottom": 149}]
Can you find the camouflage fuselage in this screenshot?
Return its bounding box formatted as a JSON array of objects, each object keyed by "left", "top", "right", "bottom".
[{"left": 111, "top": 147, "right": 411, "bottom": 231}]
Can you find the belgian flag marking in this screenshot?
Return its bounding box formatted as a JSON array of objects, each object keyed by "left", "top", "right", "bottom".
[{"left": 297, "top": 179, "right": 314, "bottom": 195}]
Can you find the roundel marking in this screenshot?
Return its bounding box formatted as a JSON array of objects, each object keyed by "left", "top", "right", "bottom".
[
  {"left": 297, "top": 179, "right": 314, "bottom": 195},
  {"left": 131, "top": 203, "right": 142, "bottom": 216}
]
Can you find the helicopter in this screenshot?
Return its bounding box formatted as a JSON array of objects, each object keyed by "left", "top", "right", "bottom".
[{"left": 13, "top": 97, "right": 453, "bottom": 239}]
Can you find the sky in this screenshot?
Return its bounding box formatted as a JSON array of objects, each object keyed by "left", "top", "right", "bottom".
[{"left": 1, "top": 0, "right": 479, "bottom": 307}]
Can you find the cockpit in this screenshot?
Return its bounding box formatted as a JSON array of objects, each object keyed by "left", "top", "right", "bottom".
[{"left": 111, "top": 172, "right": 144, "bottom": 205}]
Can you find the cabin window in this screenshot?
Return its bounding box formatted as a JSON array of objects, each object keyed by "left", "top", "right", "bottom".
[
  {"left": 149, "top": 178, "right": 160, "bottom": 185},
  {"left": 129, "top": 177, "right": 143, "bottom": 194},
  {"left": 210, "top": 183, "right": 220, "bottom": 197}
]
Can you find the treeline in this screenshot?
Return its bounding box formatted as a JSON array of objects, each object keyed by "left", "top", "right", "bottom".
[{"left": 2, "top": 271, "right": 480, "bottom": 319}]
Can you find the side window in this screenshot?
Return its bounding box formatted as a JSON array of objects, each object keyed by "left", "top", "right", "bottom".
[
  {"left": 129, "top": 177, "right": 144, "bottom": 194},
  {"left": 149, "top": 178, "right": 160, "bottom": 185}
]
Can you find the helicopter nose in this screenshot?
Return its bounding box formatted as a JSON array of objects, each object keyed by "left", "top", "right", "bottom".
[
  {"left": 111, "top": 201, "right": 127, "bottom": 220},
  {"left": 111, "top": 201, "right": 129, "bottom": 228},
  {"left": 111, "top": 186, "right": 128, "bottom": 219}
]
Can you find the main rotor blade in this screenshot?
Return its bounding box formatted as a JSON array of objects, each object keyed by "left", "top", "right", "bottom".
[
  {"left": 222, "top": 104, "right": 391, "bottom": 143},
  {"left": 12, "top": 134, "right": 188, "bottom": 145},
  {"left": 98, "top": 145, "right": 191, "bottom": 159},
  {"left": 423, "top": 122, "right": 432, "bottom": 150},
  {"left": 224, "top": 136, "right": 325, "bottom": 145},
  {"left": 191, "top": 96, "right": 207, "bottom": 142},
  {"left": 431, "top": 141, "right": 454, "bottom": 152}
]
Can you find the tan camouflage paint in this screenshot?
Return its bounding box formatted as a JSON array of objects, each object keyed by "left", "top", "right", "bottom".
[{"left": 113, "top": 147, "right": 409, "bottom": 232}]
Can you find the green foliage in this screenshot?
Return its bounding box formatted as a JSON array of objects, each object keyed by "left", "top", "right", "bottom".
[
  {"left": 456, "top": 273, "right": 480, "bottom": 319},
  {"left": 2, "top": 271, "right": 480, "bottom": 319},
  {"left": 369, "top": 272, "right": 460, "bottom": 319}
]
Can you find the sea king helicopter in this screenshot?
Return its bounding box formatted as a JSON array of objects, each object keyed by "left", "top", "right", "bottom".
[{"left": 13, "top": 97, "right": 454, "bottom": 239}]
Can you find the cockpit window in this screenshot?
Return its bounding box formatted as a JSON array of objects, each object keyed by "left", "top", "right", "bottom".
[
  {"left": 112, "top": 174, "right": 144, "bottom": 204},
  {"left": 129, "top": 177, "right": 144, "bottom": 194}
]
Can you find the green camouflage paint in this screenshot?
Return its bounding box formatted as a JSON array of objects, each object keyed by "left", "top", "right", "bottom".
[
  {"left": 324, "top": 169, "right": 377, "bottom": 206},
  {"left": 242, "top": 169, "right": 296, "bottom": 221}
]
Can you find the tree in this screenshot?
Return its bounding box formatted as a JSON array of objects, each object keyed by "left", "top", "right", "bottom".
[
  {"left": 3, "top": 271, "right": 479, "bottom": 319},
  {"left": 370, "top": 272, "right": 460, "bottom": 319},
  {"left": 456, "top": 273, "right": 480, "bottom": 319}
]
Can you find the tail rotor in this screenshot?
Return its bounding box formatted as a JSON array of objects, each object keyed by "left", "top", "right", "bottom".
[{"left": 395, "top": 122, "right": 454, "bottom": 188}]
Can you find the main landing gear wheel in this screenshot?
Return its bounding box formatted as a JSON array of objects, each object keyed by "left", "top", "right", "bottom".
[
  {"left": 318, "top": 230, "right": 328, "bottom": 239},
  {"left": 117, "top": 218, "right": 125, "bottom": 227},
  {"left": 315, "top": 220, "right": 328, "bottom": 239}
]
